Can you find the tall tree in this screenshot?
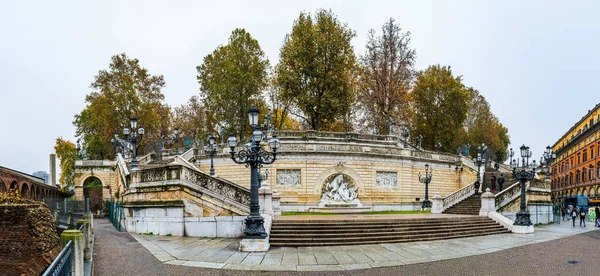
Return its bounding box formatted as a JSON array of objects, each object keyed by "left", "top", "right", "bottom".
[
  {"left": 408, "top": 65, "right": 470, "bottom": 151},
  {"left": 54, "top": 138, "right": 76, "bottom": 189},
  {"left": 172, "top": 95, "right": 215, "bottom": 144},
  {"left": 73, "top": 53, "right": 169, "bottom": 159},
  {"left": 357, "top": 18, "right": 416, "bottom": 134},
  {"left": 463, "top": 89, "right": 510, "bottom": 161},
  {"left": 197, "top": 28, "right": 269, "bottom": 141},
  {"left": 275, "top": 9, "right": 357, "bottom": 131}
]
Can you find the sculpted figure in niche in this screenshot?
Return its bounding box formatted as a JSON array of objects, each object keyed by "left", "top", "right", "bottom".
[{"left": 320, "top": 174, "right": 360, "bottom": 205}]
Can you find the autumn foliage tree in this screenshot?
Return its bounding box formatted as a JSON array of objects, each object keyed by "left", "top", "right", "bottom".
[
  {"left": 73, "top": 53, "right": 170, "bottom": 159},
  {"left": 357, "top": 18, "right": 416, "bottom": 134},
  {"left": 408, "top": 65, "right": 470, "bottom": 152},
  {"left": 54, "top": 138, "right": 76, "bottom": 189},
  {"left": 197, "top": 28, "right": 269, "bottom": 141},
  {"left": 172, "top": 95, "right": 215, "bottom": 143},
  {"left": 275, "top": 9, "right": 357, "bottom": 131}
]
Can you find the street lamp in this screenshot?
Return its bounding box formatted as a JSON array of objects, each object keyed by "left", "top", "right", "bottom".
[
  {"left": 401, "top": 126, "right": 410, "bottom": 148},
  {"left": 173, "top": 128, "right": 181, "bottom": 155},
  {"left": 473, "top": 143, "right": 488, "bottom": 182},
  {"left": 512, "top": 144, "right": 536, "bottom": 227},
  {"left": 123, "top": 117, "right": 144, "bottom": 170},
  {"left": 386, "top": 115, "right": 394, "bottom": 136},
  {"left": 542, "top": 145, "right": 556, "bottom": 180},
  {"left": 418, "top": 164, "right": 433, "bottom": 209},
  {"left": 262, "top": 108, "right": 274, "bottom": 142},
  {"left": 228, "top": 107, "right": 280, "bottom": 238},
  {"left": 204, "top": 134, "right": 218, "bottom": 176}
]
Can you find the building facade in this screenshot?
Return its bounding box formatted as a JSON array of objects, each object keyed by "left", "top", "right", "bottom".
[{"left": 551, "top": 103, "right": 600, "bottom": 202}]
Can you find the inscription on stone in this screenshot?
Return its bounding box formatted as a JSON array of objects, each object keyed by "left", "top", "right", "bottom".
[
  {"left": 277, "top": 169, "right": 301, "bottom": 187},
  {"left": 376, "top": 172, "right": 398, "bottom": 188},
  {"left": 412, "top": 152, "right": 433, "bottom": 159}
]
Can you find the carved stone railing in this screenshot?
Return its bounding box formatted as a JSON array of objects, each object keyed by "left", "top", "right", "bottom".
[
  {"left": 181, "top": 166, "right": 250, "bottom": 206},
  {"left": 442, "top": 182, "right": 476, "bottom": 211},
  {"left": 494, "top": 181, "right": 523, "bottom": 210},
  {"left": 116, "top": 153, "right": 129, "bottom": 187},
  {"left": 180, "top": 147, "right": 195, "bottom": 161},
  {"left": 136, "top": 152, "right": 154, "bottom": 165}
]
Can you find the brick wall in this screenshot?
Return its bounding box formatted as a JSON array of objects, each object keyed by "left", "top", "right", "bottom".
[{"left": 0, "top": 203, "right": 61, "bottom": 275}]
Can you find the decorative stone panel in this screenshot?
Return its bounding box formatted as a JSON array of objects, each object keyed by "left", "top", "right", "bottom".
[
  {"left": 376, "top": 171, "right": 398, "bottom": 188},
  {"left": 276, "top": 169, "right": 301, "bottom": 187}
]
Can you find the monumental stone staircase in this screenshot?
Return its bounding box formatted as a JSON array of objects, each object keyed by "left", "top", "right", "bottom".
[
  {"left": 442, "top": 194, "right": 481, "bottom": 215},
  {"left": 482, "top": 166, "right": 515, "bottom": 193},
  {"left": 269, "top": 216, "right": 510, "bottom": 247}
]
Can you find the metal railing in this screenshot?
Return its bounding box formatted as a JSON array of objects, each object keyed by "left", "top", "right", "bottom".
[
  {"left": 442, "top": 182, "right": 476, "bottom": 211},
  {"left": 109, "top": 200, "right": 125, "bottom": 231},
  {"left": 42, "top": 240, "right": 73, "bottom": 276}
]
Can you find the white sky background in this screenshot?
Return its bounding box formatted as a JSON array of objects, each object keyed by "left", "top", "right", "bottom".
[{"left": 1, "top": 0, "right": 599, "bottom": 175}]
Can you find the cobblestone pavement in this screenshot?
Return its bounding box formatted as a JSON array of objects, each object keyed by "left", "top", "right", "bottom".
[{"left": 94, "top": 218, "right": 600, "bottom": 275}]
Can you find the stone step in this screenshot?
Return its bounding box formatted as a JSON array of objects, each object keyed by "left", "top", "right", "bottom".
[
  {"left": 271, "top": 224, "right": 506, "bottom": 237},
  {"left": 272, "top": 221, "right": 500, "bottom": 232},
  {"left": 270, "top": 228, "right": 511, "bottom": 247},
  {"left": 272, "top": 217, "right": 490, "bottom": 227}
]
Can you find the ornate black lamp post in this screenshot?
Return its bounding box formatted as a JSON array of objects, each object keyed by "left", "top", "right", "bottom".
[
  {"left": 473, "top": 143, "right": 488, "bottom": 182},
  {"left": 386, "top": 115, "right": 394, "bottom": 136},
  {"left": 227, "top": 107, "right": 280, "bottom": 238},
  {"left": 542, "top": 145, "right": 556, "bottom": 180},
  {"left": 418, "top": 164, "right": 433, "bottom": 208},
  {"left": 401, "top": 126, "right": 410, "bottom": 148},
  {"left": 204, "top": 134, "right": 218, "bottom": 176},
  {"left": 173, "top": 128, "right": 181, "bottom": 155},
  {"left": 123, "top": 117, "right": 144, "bottom": 170},
  {"left": 512, "top": 144, "right": 536, "bottom": 226},
  {"left": 261, "top": 108, "right": 274, "bottom": 142}
]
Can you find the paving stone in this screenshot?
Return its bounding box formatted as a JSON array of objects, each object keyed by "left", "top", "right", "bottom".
[
  {"left": 180, "top": 261, "right": 225, "bottom": 269},
  {"left": 224, "top": 252, "right": 250, "bottom": 264},
  {"left": 313, "top": 251, "right": 338, "bottom": 265},
  {"left": 297, "top": 252, "right": 317, "bottom": 265},
  {"left": 239, "top": 253, "right": 263, "bottom": 265},
  {"left": 330, "top": 251, "right": 355, "bottom": 265},
  {"left": 346, "top": 251, "right": 374, "bottom": 263},
  {"left": 296, "top": 265, "right": 345, "bottom": 271},
  {"left": 369, "top": 260, "right": 405, "bottom": 268},
  {"left": 261, "top": 253, "right": 283, "bottom": 265},
  {"left": 339, "top": 263, "right": 372, "bottom": 270},
  {"left": 253, "top": 264, "right": 297, "bottom": 271}
]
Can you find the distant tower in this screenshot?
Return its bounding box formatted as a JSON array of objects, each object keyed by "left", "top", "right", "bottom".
[{"left": 32, "top": 171, "right": 49, "bottom": 184}]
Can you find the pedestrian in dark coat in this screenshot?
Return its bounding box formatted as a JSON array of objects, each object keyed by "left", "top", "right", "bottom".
[
  {"left": 572, "top": 207, "right": 578, "bottom": 227},
  {"left": 580, "top": 208, "right": 587, "bottom": 227},
  {"left": 498, "top": 174, "right": 505, "bottom": 191},
  {"left": 491, "top": 175, "right": 497, "bottom": 190}
]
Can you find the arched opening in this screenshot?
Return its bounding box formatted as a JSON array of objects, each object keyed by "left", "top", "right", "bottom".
[
  {"left": 21, "top": 184, "right": 29, "bottom": 199},
  {"left": 583, "top": 188, "right": 588, "bottom": 197},
  {"left": 577, "top": 189, "right": 582, "bottom": 196},
  {"left": 35, "top": 186, "right": 41, "bottom": 200},
  {"left": 83, "top": 177, "right": 104, "bottom": 213},
  {"left": 590, "top": 187, "right": 596, "bottom": 199},
  {"left": 0, "top": 179, "right": 5, "bottom": 193},
  {"left": 9, "top": 181, "right": 18, "bottom": 193}
]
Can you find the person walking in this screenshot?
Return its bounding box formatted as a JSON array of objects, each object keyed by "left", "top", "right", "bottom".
[
  {"left": 498, "top": 174, "right": 505, "bottom": 191},
  {"left": 561, "top": 206, "right": 566, "bottom": 222},
  {"left": 572, "top": 207, "right": 578, "bottom": 227},
  {"left": 580, "top": 208, "right": 587, "bottom": 227},
  {"left": 494, "top": 162, "right": 500, "bottom": 172},
  {"left": 474, "top": 180, "right": 481, "bottom": 195},
  {"left": 596, "top": 207, "right": 600, "bottom": 227},
  {"left": 491, "top": 175, "right": 497, "bottom": 191}
]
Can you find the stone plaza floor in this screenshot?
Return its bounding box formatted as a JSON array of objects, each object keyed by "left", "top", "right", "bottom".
[{"left": 131, "top": 216, "right": 598, "bottom": 272}]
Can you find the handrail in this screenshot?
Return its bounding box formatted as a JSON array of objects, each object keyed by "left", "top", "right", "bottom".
[
  {"left": 494, "top": 181, "right": 525, "bottom": 210},
  {"left": 42, "top": 240, "right": 73, "bottom": 276},
  {"left": 181, "top": 166, "right": 250, "bottom": 207},
  {"left": 180, "top": 147, "right": 195, "bottom": 161},
  {"left": 442, "top": 182, "right": 476, "bottom": 211}
]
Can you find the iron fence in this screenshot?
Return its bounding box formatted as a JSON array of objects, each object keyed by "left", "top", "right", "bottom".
[
  {"left": 41, "top": 240, "right": 73, "bottom": 276},
  {"left": 109, "top": 200, "right": 125, "bottom": 231}
]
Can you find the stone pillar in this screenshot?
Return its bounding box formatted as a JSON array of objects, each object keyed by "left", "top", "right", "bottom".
[
  {"left": 60, "top": 230, "right": 84, "bottom": 276},
  {"left": 259, "top": 187, "right": 274, "bottom": 217},
  {"left": 76, "top": 220, "right": 91, "bottom": 261},
  {"left": 54, "top": 209, "right": 59, "bottom": 226},
  {"left": 479, "top": 188, "right": 496, "bottom": 216},
  {"left": 67, "top": 211, "right": 73, "bottom": 229},
  {"left": 431, "top": 192, "right": 444, "bottom": 214},
  {"left": 272, "top": 189, "right": 281, "bottom": 216},
  {"left": 49, "top": 154, "right": 56, "bottom": 186},
  {"left": 83, "top": 212, "right": 94, "bottom": 231}
]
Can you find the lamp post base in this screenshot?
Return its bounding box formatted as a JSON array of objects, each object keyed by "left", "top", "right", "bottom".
[
  {"left": 422, "top": 199, "right": 432, "bottom": 209},
  {"left": 514, "top": 211, "right": 532, "bottom": 226},
  {"left": 243, "top": 215, "right": 267, "bottom": 239}
]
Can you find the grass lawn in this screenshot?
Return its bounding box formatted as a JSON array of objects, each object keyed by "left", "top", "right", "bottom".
[{"left": 281, "top": 210, "right": 431, "bottom": 216}]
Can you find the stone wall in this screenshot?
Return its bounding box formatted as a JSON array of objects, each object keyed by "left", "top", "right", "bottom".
[
  {"left": 73, "top": 160, "right": 117, "bottom": 201},
  {"left": 197, "top": 148, "right": 477, "bottom": 211},
  {"left": 0, "top": 202, "right": 61, "bottom": 275}
]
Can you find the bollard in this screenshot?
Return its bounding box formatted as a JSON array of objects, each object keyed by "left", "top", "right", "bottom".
[
  {"left": 67, "top": 211, "right": 74, "bottom": 229},
  {"left": 83, "top": 212, "right": 94, "bottom": 231},
  {"left": 54, "top": 209, "right": 60, "bottom": 226},
  {"left": 60, "top": 230, "right": 85, "bottom": 276},
  {"left": 76, "top": 220, "right": 91, "bottom": 261}
]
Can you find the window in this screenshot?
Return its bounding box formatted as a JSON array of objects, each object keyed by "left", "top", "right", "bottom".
[
  {"left": 583, "top": 150, "right": 588, "bottom": 162},
  {"left": 582, "top": 168, "right": 587, "bottom": 183},
  {"left": 592, "top": 146, "right": 595, "bottom": 159}
]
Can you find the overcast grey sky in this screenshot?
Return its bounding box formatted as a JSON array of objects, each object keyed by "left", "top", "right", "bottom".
[{"left": 1, "top": 1, "right": 599, "bottom": 175}]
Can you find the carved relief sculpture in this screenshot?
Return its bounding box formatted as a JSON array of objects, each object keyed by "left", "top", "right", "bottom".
[{"left": 319, "top": 174, "right": 362, "bottom": 207}]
